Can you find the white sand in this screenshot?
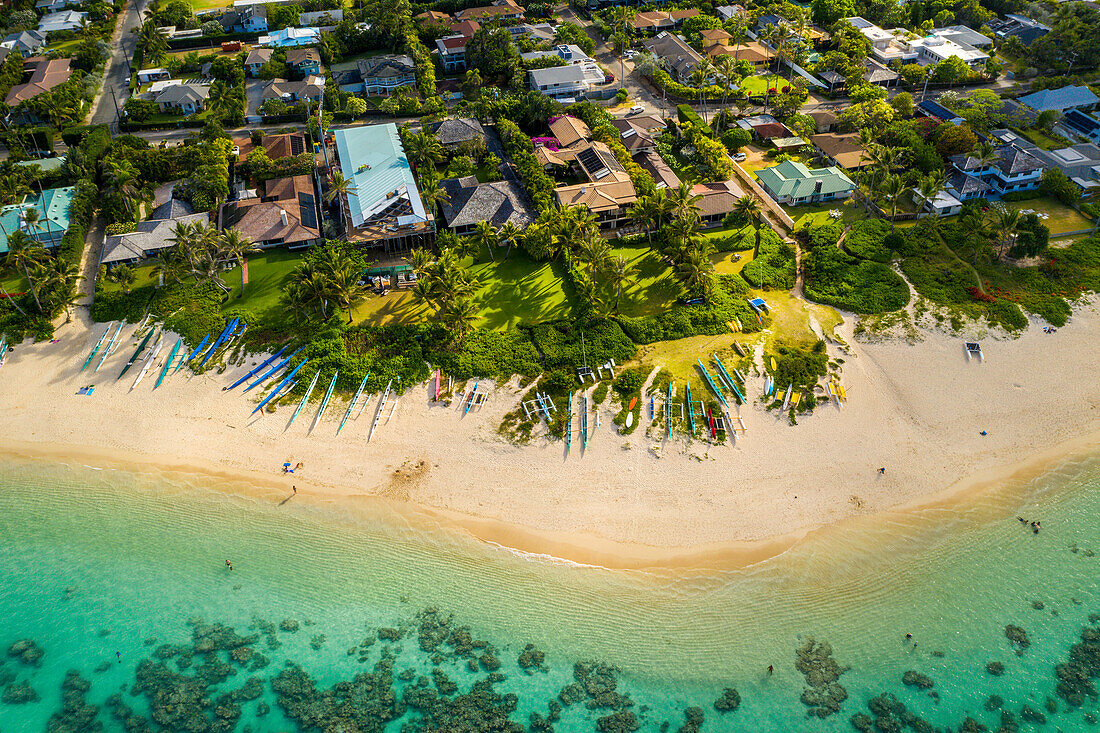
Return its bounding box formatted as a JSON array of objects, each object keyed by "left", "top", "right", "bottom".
[{"left": 2, "top": 298, "right": 1099, "bottom": 567}]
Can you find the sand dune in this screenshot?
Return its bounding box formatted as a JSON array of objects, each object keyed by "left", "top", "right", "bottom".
[{"left": 1, "top": 298, "right": 1098, "bottom": 568}]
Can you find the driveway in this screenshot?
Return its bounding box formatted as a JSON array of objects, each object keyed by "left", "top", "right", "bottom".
[{"left": 245, "top": 78, "right": 266, "bottom": 118}]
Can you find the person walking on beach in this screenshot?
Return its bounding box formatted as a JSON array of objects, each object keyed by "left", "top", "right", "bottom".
[
  {"left": 292, "top": 485, "right": 297, "bottom": 494},
  {"left": 878, "top": 467, "right": 886, "bottom": 475}
]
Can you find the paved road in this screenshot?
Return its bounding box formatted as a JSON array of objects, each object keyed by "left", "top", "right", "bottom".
[{"left": 89, "top": 0, "right": 145, "bottom": 128}]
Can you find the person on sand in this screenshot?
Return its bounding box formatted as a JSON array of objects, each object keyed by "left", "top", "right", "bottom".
[
  {"left": 295, "top": 462, "right": 303, "bottom": 471},
  {"left": 292, "top": 486, "right": 297, "bottom": 494},
  {"left": 767, "top": 665, "right": 773, "bottom": 676},
  {"left": 980, "top": 430, "right": 988, "bottom": 436},
  {"left": 879, "top": 467, "right": 886, "bottom": 475}
]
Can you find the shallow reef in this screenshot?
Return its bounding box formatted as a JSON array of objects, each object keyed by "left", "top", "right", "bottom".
[
  {"left": 15, "top": 602, "right": 1100, "bottom": 733},
  {"left": 796, "top": 638, "right": 848, "bottom": 718}
]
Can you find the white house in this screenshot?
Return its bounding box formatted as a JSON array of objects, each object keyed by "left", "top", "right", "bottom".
[
  {"left": 299, "top": 9, "right": 343, "bottom": 26},
  {"left": 38, "top": 10, "right": 87, "bottom": 33},
  {"left": 137, "top": 68, "right": 171, "bottom": 84},
  {"left": 529, "top": 62, "right": 603, "bottom": 100}
]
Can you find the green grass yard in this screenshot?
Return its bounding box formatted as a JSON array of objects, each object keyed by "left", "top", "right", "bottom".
[
  {"left": 738, "top": 75, "right": 789, "bottom": 96},
  {"left": 1006, "top": 197, "right": 1094, "bottom": 235},
  {"left": 784, "top": 198, "right": 863, "bottom": 228},
  {"left": 468, "top": 252, "right": 573, "bottom": 329}
]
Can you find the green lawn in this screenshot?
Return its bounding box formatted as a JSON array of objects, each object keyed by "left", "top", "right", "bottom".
[
  {"left": 1007, "top": 197, "right": 1094, "bottom": 235},
  {"left": 355, "top": 250, "right": 574, "bottom": 331},
  {"left": 1012, "top": 127, "right": 1071, "bottom": 151},
  {"left": 608, "top": 244, "right": 681, "bottom": 317},
  {"left": 739, "top": 75, "right": 788, "bottom": 96},
  {"left": 1, "top": 268, "right": 28, "bottom": 295},
  {"left": 47, "top": 38, "right": 81, "bottom": 55},
  {"left": 784, "top": 198, "right": 863, "bottom": 228},
  {"left": 221, "top": 249, "right": 304, "bottom": 321},
  {"left": 468, "top": 251, "right": 573, "bottom": 329}
]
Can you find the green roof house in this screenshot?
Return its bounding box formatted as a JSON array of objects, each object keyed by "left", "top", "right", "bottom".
[
  {"left": 0, "top": 186, "right": 74, "bottom": 255},
  {"left": 754, "top": 160, "right": 855, "bottom": 205}
]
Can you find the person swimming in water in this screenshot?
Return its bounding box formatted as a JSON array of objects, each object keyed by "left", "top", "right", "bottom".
[{"left": 225, "top": 560, "right": 233, "bottom": 570}]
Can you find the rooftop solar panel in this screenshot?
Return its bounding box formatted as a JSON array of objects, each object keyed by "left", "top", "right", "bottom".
[{"left": 298, "top": 192, "right": 317, "bottom": 230}]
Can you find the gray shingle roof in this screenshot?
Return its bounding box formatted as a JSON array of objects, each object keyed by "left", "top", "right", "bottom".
[
  {"left": 431, "top": 117, "right": 486, "bottom": 146},
  {"left": 101, "top": 213, "right": 207, "bottom": 265},
  {"left": 438, "top": 177, "right": 535, "bottom": 230}
]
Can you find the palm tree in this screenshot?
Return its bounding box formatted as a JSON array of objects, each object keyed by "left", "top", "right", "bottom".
[
  {"left": 728, "top": 19, "right": 748, "bottom": 61},
  {"left": 629, "top": 193, "right": 660, "bottom": 244},
  {"left": 418, "top": 172, "right": 450, "bottom": 218},
  {"left": 991, "top": 203, "right": 1021, "bottom": 259},
  {"left": 42, "top": 257, "right": 81, "bottom": 323},
  {"left": 675, "top": 246, "right": 716, "bottom": 299},
  {"left": 879, "top": 175, "right": 905, "bottom": 221},
  {"left": 102, "top": 159, "right": 141, "bottom": 221},
  {"left": 714, "top": 55, "right": 737, "bottom": 114},
  {"left": 915, "top": 172, "right": 948, "bottom": 217},
  {"left": 404, "top": 129, "right": 445, "bottom": 174},
  {"left": 497, "top": 221, "right": 521, "bottom": 259},
  {"left": 325, "top": 170, "right": 358, "bottom": 228},
  {"left": 690, "top": 59, "right": 713, "bottom": 124},
  {"left": 151, "top": 246, "right": 187, "bottom": 287},
  {"left": 667, "top": 182, "right": 702, "bottom": 220},
  {"left": 607, "top": 255, "right": 632, "bottom": 313},
  {"left": 972, "top": 140, "right": 999, "bottom": 170},
  {"left": 138, "top": 21, "right": 169, "bottom": 64},
  {"left": 733, "top": 195, "right": 761, "bottom": 234},
  {"left": 407, "top": 247, "right": 434, "bottom": 276},
  {"left": 220, "top": 227, "right": 261, "bottom": 297},
  {"left": 439, "top": 296, "right": 479, "bottom": 341},
  {"left": 576, "top": 233, "right": 612, "bottom": 274},
  {"left": 326, "top": 256, "right": 368, "bottom": 323},
  {"left": 5, "top": 231, "right": 46, "bottom": 312},
  {"left": 664, "top": 210, "right": 702, "bottom": 264},
  {"left": 472, "top": 220, "right": 499, "bottom": 262},
  {"left": 0, "top": 174, "right": 31, "bottom": 205}
]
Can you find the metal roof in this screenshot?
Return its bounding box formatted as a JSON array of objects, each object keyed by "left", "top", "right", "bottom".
[{"left": 333, "top": 124, "right": 427, "bottom": 230}]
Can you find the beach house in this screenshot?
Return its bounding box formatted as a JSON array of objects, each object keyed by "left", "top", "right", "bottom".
[
  {"left": 153, "top": 83, "right": 210, "bottom": 114},
  {"left": 454, "top": 0, "right": 525, "bottom": 22},
  {"left": 100, "top": 211, "right": 208, "bottom": 268},
  {"left": 987, "top": 14, "right": 1050, "bottom": 46},
  {"left": 0, "top": 186, "right": 74, "bottom": 254},
  {"left": 543, "top": 116, "right": 638, "bottom": 230},
  {"left": 755, "top": 160, "right": 854, "bottom": 205},
  {"left": 438, "top": 177, "right": 535, "bottom": 234},
  {"left": 219, "top": 175, "right": 321, "bottom": 249},
  {"left": 332, "top": 123, "right": 435, "bottom": 251},
  {"left": 285, "top": 47, "right": 322, "bottom": 78},
  {"left": 244, "top": 47, "right": 272, "bottom": 77}
]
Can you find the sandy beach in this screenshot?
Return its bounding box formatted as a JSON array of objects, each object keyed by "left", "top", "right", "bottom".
[{"left": 2, "top": 298, "right": 1099, "bottom": 568}]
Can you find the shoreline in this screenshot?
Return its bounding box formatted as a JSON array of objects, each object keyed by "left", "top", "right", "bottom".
[
  {"left": 2, "top": 420, "right": 1098, "bottom": 572},
  {"left": 2, "top": 300, "right": 1099, "bottom": 570}
]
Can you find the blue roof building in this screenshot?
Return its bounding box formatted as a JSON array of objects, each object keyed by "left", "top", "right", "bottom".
[
  {"left": 332, "top": 124, "right": 434, "bottom": 251},
  {"left": 257, "top": 26, "right": 320, "bottom": 48},
  {"left": 1018, "top": 85, "right": 1099, "bottom": 114},
  {"left": 0, "top": 186, "right": 74, "bottom": 255},
  {"left": 918, "top": 99, "right": 964, "bottom": 124}
]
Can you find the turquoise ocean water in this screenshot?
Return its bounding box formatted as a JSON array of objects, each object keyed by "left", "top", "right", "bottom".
[{"left": 0, "top": 453, "right": 1098, "bottom": 731}]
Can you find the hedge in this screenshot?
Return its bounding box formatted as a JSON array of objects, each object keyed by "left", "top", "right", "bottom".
[
  {"left": 740, "top": 229, "right": 796, "bottom": 290},
  {"left": 496, "top": 117, "right": 555, "bottom": 211},
  {"left": 616, "top": 275, "right": 761, "bottom": 344}
]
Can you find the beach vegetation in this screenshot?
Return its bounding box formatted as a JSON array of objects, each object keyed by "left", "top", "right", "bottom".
[
  {"left": 768, "top": 341, "right": 829, "bottom": 391},
  {"left": 802, "top": 222, "right": 909, "bottom": 315}
]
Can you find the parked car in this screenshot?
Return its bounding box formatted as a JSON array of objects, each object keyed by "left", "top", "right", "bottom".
[
  {"left": 604, "top": 72, "right": 615, "bottom": 83},
  {"left": 733, "top": 152, "right": 747, "bottom": 162},
  {"left": 628, "top": 105, "right": 645, "bottom": 115}
]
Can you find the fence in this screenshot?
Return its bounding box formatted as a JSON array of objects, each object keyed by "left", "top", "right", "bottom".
[{"left": 728, "top": 157, "right": 795, "bottom": 235}]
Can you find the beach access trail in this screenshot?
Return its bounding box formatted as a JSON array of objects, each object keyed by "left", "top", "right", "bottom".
[{"left": 1, "top": 302, "right": 1098, "bottom": 568}]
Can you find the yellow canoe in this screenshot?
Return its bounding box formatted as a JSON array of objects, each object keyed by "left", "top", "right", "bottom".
[
  {"left": 770, "top": 357, "right": 777, "bottom": 371},
  {"left": 837, "top": 383, "right": 847, "bottom": 401},
  {"left": 790, "top": 391, "right": 801, "bottom": 406}
]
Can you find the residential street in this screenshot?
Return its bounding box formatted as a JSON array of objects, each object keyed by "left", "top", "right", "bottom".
[{"left": 88, "top": 0, "right": 146, "bottom": 127}]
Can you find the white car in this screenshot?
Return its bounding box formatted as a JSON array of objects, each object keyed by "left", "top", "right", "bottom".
[
  {"left": 733, "top": 152, "right": 747, "bottom": 162},
  {"left": 624, "top": 49, "right": 638, "bottom": 59},
  {"left": 628, "top": 105, "right": 645, "bottom": 115}
]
